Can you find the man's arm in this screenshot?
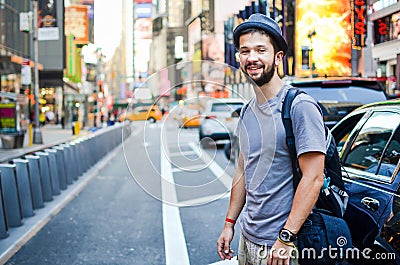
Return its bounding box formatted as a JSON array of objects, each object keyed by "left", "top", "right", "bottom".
[
  {"left": 268, "top": 151, "right": 324, "bottom": 265},
  {"left": 283, "top": 151, "right": 325, "bottom": 233},
  {"left": 217, "top": 151, "right": 246, "bottom": 260}
]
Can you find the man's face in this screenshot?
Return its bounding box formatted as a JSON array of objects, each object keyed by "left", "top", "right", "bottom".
[{"left": 238, "top": 32, "right": 279, "bottom": 86}]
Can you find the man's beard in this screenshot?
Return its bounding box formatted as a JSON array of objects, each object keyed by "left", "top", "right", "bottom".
[{"left": 241, "top": 59, "right": 276, "bottom": 87}]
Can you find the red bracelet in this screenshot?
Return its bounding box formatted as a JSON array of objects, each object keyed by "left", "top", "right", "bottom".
[{"left": 225, "top": 217, "right": 236, "bottom": 224}]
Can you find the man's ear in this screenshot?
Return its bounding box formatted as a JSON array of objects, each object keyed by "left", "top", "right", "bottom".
[{"left": 275, "top": 51, "right": 284, "bottom": 66}]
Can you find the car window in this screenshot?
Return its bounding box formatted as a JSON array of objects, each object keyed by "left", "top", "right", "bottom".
[
  {"left": 343, "top": 111, "right": 400, "bottom": 177},
  {"left": 333, "top": 113, "right": 365, "bottom": 155},
  {"left": 303, "top": 86, "right": 387, "bottom": 104},
  {"left": 378, "top": 129, "right": 400, "bottom": 178},
  {"left": 211, "top": 103, "right": 243, "bottom": 112}
]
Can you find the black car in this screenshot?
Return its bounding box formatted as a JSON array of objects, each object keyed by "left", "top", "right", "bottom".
[
  {"left": 224, "top": 78, "right": 389, "bottom": 162},
  {"left": 332, "top": 99, "right": 400, "bottom": 264},
  {"left": 290, "top": 78, "right": 389, "bottom": 128}
]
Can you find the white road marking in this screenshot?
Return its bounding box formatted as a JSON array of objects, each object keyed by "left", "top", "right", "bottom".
[
  {"left": 161, "top": 132, "right": 190, "bottom": 265},
  {"left": 179, "top": 192, "right": 231, "bottom": 206},
  {"left": 169, "top": 151, "right": 198, "bottom": 157},
  {"left": 188, "top": 142, "right": 233, "bottom": 190},
  {"left": 171, "top": 164, "right": 208, "bottom": 173}
]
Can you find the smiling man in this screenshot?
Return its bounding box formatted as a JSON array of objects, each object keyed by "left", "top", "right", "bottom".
[{"left": 216, "top": 14, "right": 326, "bottom": 265}]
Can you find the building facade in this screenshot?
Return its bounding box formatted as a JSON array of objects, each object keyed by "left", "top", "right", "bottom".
[{"left": 369, "top": 0, "right": 400, "bottom": 93}]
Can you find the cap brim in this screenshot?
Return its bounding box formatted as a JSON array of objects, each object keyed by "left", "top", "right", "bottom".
[{"left": 233, "top": 21, "right": 288, "bottom": 54}]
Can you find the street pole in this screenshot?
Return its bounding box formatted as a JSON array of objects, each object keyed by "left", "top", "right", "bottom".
[
  {"left": 132, "top": 1, "right": 135, "bottom": 89},
  {"left": 32, "top": 0, "right": 43, "bottom": 144}
]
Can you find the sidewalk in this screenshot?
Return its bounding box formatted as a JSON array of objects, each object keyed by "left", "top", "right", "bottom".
[{"left": 0, "top": 124, "right": 87, "bottom": 163}]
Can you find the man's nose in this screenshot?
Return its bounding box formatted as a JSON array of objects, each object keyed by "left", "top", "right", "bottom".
[{"left": 248, "top": 50, "right": 258, "bottom": 61}]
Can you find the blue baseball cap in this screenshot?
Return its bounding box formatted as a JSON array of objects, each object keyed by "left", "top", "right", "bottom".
[{"left": 233, "top": 13, "right": 288, "bottom": 54}]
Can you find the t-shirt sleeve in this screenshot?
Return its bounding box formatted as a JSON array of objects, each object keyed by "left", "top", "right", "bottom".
[{"left": 290, "top": 94, "right": 326, "bottom": 157}]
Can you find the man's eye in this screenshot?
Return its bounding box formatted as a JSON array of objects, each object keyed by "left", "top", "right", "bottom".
[
  {"left": 240, "top": 50, "right": 249, "bottom": 55},
  {"left": 258, "top": 49, "right": 266, "bottom": 53}
]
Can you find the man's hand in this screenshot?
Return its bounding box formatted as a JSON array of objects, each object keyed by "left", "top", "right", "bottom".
[
  {"left": 217, "top": 225, "right": 235, "bottom": 260},
  {"left": 267, "top": 240, "right": 295, "bottom": 265}
]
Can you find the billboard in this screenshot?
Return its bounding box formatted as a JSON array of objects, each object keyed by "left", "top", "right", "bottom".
[
  {"left": 202, "top": 34, "right": 225, "bottom": 93},
  {"left": 188, "top": 17, "right": 202, "bottom": 87},
  {"left": 295, "top": 0, "right": 351, "bottom": 77},
  {"left": 65, "top": 5, "right": 90, "bottom": 44},
  {"left": 391, "top": 12, "right": 400, "bottom": 40},
  {"left": 373, "top": 12, "right": 400, "bottom": 45},
  {"left": 38, "top": 0, "right": 59, "bottom": 40},
  {"left": 134, "top": 18, "right": 152, "bottom": 39}
]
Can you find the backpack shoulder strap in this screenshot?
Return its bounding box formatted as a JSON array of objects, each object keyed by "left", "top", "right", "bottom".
[
  {"left": 239, "top": 101, "right": 251, "bottom": 119},
  {"left": 282, "top": 87, "right": 305, "bottom": 190}
]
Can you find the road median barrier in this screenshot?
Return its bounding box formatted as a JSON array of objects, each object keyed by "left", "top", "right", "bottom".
[{"left": 0, "top": 123, "right": 131, "bottom": 241}]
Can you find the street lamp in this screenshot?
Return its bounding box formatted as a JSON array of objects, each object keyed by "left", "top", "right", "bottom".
[
  {"left": 32, "top": 0, "right": 43, "bottom": 144},
  {"left": 307, "top": 29, "right": 317, "bottom": 77}
]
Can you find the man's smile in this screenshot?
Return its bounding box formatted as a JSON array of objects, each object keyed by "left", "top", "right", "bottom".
[{"left": 246, "top": 63, "right": 264, "bottom": 76}]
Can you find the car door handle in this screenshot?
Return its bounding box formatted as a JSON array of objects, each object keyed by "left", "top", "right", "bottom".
[{"left": 361, "top": 197, "right": 380, "bottom": 212}]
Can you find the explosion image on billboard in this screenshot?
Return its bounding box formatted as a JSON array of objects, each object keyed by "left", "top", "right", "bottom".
[{"left": 295, "top": 0, "right": 352, "bottom": 77}]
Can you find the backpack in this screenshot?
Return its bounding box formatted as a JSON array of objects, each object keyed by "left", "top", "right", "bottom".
[{"left": 282, "top": 87, "right": 349, "bottom": 218}]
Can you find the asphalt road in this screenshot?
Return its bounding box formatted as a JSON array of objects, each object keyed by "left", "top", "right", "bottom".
[{"left": 5, "top": 120, "right": 240, "bottom": 265}]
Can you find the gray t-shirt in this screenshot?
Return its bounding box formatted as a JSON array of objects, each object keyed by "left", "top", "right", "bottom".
[{"left": 237, "top": 84, "right": 326, "bottom": 246}]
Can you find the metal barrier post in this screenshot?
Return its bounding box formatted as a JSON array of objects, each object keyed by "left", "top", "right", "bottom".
[
  {"left": 44, "top": 149, "right": 60, "bottom": 195},
  {"left": 25, "top": 155, "right": 45, "bottom": 209},
  {"left": 60, "top": 144, "right": 76, "bottom": 182},
  {"left": 35, "top": 152, "right": 53, "bottom": 202},
  {"left": 70, "top": 142, "right": 83, "bottom": 179},
  {"left": 51, "top": 147, "right": 67, "bottom": 189},
  {"left": 0, "top": 179, "right": 9, "bottom": 238},
  {"left": 0, "top": 164, "right": 22, "bottom": 227},
  {"left": 13, "top": 159, "right": 34, "bottom": 218}
]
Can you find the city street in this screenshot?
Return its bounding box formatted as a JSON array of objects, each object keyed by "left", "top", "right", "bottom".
[{"left": 4, "top": 120, "right": 241, "bottom": 265}]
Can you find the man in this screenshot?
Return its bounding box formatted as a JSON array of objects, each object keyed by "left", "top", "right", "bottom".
[
  {"left": 216, "top": 14, "right": 326, "bottom": 265},
  {"left": 45, "top": 110, "right": 55, "bottom": 123}
]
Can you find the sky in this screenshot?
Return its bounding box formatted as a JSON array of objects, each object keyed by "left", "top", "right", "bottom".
[{"left": 93, "top": 0, "right": 123, "bottom": 60}]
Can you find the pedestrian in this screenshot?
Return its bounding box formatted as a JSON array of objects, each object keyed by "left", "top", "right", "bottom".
[
  {"left": 39, "top": 111, "right": 46, "bottom": 127},
  {"left": 45, "top": 110, "right": 55, "bottom": 123},
  {"left": 61, "top": 110, "right": 65, "bottom": 129},
  {"left": 216, "top": 13, "right": 326, "bottom": 265}
]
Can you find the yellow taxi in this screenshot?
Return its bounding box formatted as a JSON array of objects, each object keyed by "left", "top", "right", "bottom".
[
  {"left": 181, "top": 110, "right": 201, "bottom": 128},
  {"left": 120, "top": 105, "right": 162, "bottom": 123}
]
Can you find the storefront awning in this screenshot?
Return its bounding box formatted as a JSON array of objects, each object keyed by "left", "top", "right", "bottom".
[
  {"left": 39, "top": 70, "right": 63, "bottom": 87},
  {"left": 0, "top": 55, "right": 43, "bottom": 75},
  {"left": 0, "top": 92, "right": 28, "bottom": 104},
  {"left": 63, "top": 79, "right": 80, "bottom": 94}
]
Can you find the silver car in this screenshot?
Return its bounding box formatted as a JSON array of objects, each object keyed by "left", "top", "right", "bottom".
[{"left": 199, "top": 98, "right": 244, "bottom": 144}]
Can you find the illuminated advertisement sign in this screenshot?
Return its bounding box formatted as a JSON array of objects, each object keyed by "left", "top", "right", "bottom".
[
  {"left": 136, "top": 3, "right": 152, "bottom": 18},
  {"left": 351, "top": 0, "right": 367, "bottom": 49},
  {"left": 373, "top": 12, "right": 400, "bottom": 45},
  {"left": 0, "top": 103, "right": 17, "bottom": 133},
  {"left": 295, "top": 0, "right": 351, "bottom": 77}
]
